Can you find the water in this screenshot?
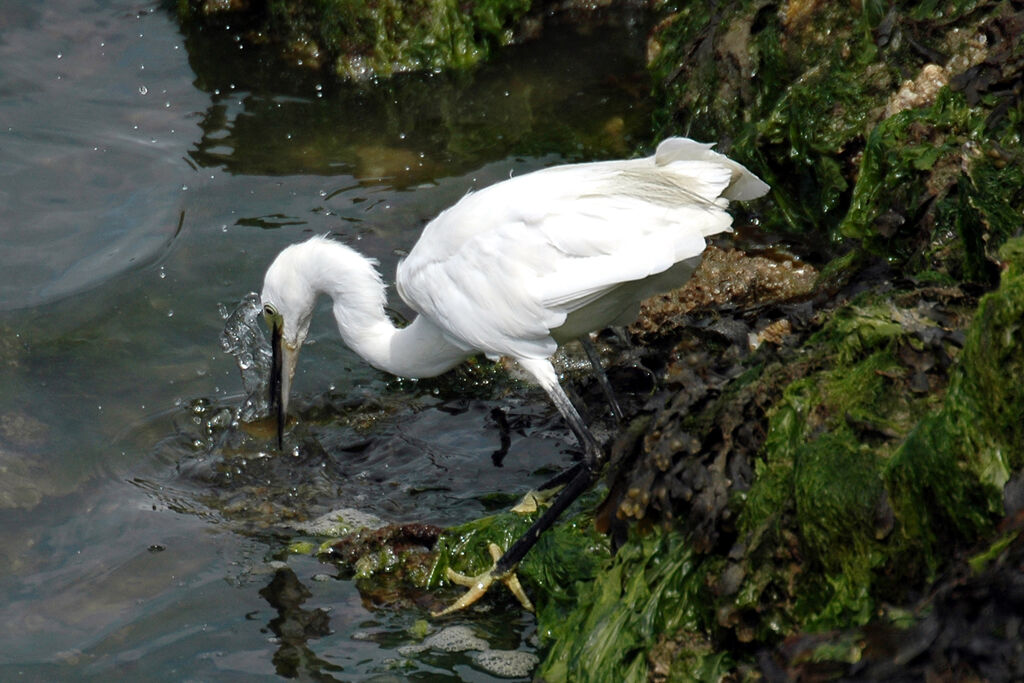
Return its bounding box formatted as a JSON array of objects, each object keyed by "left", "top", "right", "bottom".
[{"left": 0, "top": 1, "right": 652, "bottom": 679}]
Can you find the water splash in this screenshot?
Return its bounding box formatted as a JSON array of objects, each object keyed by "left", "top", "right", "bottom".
[{"left": 220, "top": 292, "right": 271, "bottom": 422}]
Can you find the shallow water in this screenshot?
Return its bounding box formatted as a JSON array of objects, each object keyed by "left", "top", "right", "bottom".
[{"left": 0, "top": 1, "right": 652, "bottom": 679}]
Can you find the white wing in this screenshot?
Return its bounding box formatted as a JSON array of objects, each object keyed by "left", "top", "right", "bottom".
[{"left": 396, "top": 138, "right": 768, "bottom": 360}]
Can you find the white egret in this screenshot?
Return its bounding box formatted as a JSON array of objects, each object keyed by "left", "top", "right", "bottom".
[{"left": 260, "top": 137, "right": 769, "bottom": 615}]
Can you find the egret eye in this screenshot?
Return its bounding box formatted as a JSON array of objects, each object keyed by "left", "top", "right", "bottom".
[{"left": 263, "top": 304, "right": 277, "bottom": 319}]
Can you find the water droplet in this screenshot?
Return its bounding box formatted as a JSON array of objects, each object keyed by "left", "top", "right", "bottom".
[
  {"left": 56, "top": 52, "right": 62, "bottom": 59},
  {"left": 167, "top": 309, "right": 174, "bottom": 317},
  {"left": 139, "top": 85, "right": 148, "bottom": 95}
]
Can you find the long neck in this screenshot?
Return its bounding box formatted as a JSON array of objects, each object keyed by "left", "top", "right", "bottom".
[{"left": 308, "top": 243, "right": 470, "bottom": 378}]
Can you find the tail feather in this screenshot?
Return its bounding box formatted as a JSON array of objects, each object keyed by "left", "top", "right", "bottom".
[{"left": 655, "top": 137, "right": 770, "bottom": 201}]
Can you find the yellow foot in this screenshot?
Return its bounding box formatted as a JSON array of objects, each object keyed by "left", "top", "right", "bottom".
[
  {"left": 431, "top": 543, "right": 534, "bottom": 617},
  {"left": 510, "top": 485, "right": 562, "bottom": 514}
]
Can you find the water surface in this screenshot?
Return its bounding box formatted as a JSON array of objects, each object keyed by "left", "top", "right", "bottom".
[{"left": 0, "top": 1, "right": 652, "bottom": 678}]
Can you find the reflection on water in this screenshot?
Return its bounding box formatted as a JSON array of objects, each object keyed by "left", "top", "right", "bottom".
[{"left": 0, "top": 0, "right": 652, "bottom": 679}]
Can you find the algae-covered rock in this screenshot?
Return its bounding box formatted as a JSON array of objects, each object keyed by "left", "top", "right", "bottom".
[
  {"left": 649, "top": 0, "right": 1024, "bottom": 280},
  {"left": 178, "top": 0, "right": 645, "bottom": 80},
  {"left": 886, "top": 236, "right": 1024, "bottom": 560},
  {"left": 537, "top": 527, "right": 715, "bottom": 682},
  {"left": 532, "top": 238, "right": 1024, "bottom": 679},
  {"left": 179, "top": 0, "right": 532, "bottom": 79}
]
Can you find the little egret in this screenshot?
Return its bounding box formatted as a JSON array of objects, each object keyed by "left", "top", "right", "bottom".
[{"left": 259, "top": 137, "right": 769, "bottom": 615}]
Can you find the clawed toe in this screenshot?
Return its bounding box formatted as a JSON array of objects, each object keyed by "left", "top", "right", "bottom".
[
  {"left": 510, "top": 486, "right": 562, "bottom": 514},
  {"left": 431, "top": 542, "right": 534, "bottom": 617}
]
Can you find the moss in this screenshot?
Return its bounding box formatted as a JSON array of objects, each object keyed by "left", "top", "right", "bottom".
[
  {"left": 731, "top": 293, "right": 968, "bottom": 633},
  {"left": 886, "top": 236, "right": 1024, "bottom": 560},
  {"left": 650, "top": 1, "right": 895, "bottom": 236}
]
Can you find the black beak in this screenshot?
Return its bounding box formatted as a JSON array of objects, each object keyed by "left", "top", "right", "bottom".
[{"left": 269, "top": 317, "right": 285, "bottom": 450}]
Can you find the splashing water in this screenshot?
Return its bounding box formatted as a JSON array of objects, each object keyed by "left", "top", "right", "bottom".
[{"left": 219, "top": 292, "right": 272, "bottom": 422}]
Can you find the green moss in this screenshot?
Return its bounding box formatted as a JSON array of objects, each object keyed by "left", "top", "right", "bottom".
[
  {"left": 734, "top": 294, "right": 966, "bottom": 630},
  {"left": 650, "top": 1, "right": 894, "bottom": 236},
  {"left": 887, "top": 236, "right": 1024, "bottom": 559}
]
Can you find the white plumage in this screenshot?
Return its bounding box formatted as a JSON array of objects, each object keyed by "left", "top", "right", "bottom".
[{"left": 259, "top": 137, "right": 768, "bottom": 614}]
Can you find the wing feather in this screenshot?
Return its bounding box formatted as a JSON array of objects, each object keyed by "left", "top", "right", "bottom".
[{"left": 396, "top": 137, "right": 768, "bottom": 359}]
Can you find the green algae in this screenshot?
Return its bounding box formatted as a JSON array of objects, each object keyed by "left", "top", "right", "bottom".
[
  {"left": 530, "top": 250, "right": 1024, "bottom": 677},
  {"left": 537, "top": 527, "right": 714, "bottom": 682},
  {"left": 649, "top": 0, "right": 894, "bottom": 236},
  {"left": 886, "top": 237, "right": 1024, "bottom": 559},
  {"left": 735, "top": 304, "right": 920, "bottom": 631},
  {"left": 427, "top": 493, "right": 610, "bottom": 610},
  {"left": 650, "top": 0, "right": 1023, "bottom": 274}
]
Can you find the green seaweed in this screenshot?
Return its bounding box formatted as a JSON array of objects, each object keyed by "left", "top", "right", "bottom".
[
  {"left": 428, "top": 492, "right": 610, "bottom": 612},
  {"left": 537, "top": 527, "right": 714, "bottom": 682}
]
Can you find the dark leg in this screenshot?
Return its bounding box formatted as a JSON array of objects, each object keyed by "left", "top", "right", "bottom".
[
  {"left": 496, "top": 358, "right": 605, "bottom": 575},
  {"left": 536, "top": 461, "right": 585, "bottom": 492},
  {"left": 495, "top": 456, "right": 597, "bottom": 574},
  {"left": 579, "top": 335, "right": 625, "bottom": 422},
  {"left": 431, "top": 357, "right": 604, "bottom": 616}
]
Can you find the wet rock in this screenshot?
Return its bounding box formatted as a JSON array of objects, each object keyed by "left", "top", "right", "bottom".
[
  {"left": 0, "top": 448, "right": 55, "bottom": 509},
  {"left": 293, "top": 507, "right": 386, "bottom": 537},
  {"left": 630, "top": 246, "right": 817, "bottom": 337},
  {"left": 325, "top": 522, "right": 441, "bottom": 578},
  {"left": 0, "top": 411, "right": 49, "bottom": 450}
]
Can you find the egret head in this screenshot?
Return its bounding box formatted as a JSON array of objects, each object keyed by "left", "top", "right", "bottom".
[{"left": 260, "top": 244, "right": 317, "bottom": 449}]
